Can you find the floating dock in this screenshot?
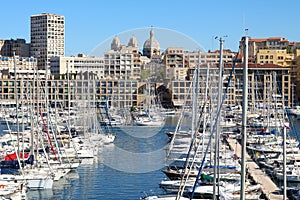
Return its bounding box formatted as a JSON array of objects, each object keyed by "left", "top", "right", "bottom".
[{"left": 227, "top": 138, "right": 283, "bottom": 200}]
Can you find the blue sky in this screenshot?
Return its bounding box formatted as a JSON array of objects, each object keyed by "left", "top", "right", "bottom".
[{"left": 1, "top": 0, "right": 299, "bottom": 56}]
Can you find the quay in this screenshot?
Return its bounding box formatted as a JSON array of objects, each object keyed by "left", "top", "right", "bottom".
[{"left": 227, "top": 138, "right": 283, "bottom": 200}]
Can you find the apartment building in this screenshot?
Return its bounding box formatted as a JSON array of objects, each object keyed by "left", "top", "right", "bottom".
[
  {"left": 171, "top": 63, "right": 291, "bottom": 108},
  {"left": 30, "top": 13, "right": 65, "bottom": 70},
  {"left": 0, "top": 39, "right": 30, "bottom": 57},
  {"left": 104, "top": 35, "right": 148, "bottom": 80},
  {"left": 164, "top": 48, "right": 237, "bottom": 81},
  {"left": 239, "top": 37, "right": 290, "bottom": 62},
  {"left": 256, "top": 49, "right": 294, "bottom": 66},
  {"left": 0, "top": 74, "right": 139, "bottom": 109},
  {"left": 50, "top": 54, "right": 104, "bottom": 79},
  {"left": 0, "top": 55, "right": 46, "bottom": 81},
  {"left": 184, "top": 49, "right": 236, "bottom": 66},
  {"left": 164, "top": 47, "right": 186, "bottom": 81}
]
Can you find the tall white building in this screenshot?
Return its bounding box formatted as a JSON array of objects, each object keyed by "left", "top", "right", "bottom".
[
  {"left": 30, "top": 13, "right": 65, "bottom": 70},
  {"left": 50, "top": 54, "right": 104, "bottom": 79}
]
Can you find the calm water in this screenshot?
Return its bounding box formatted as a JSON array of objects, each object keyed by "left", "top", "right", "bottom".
[
  {"left": 3, "top": 115, "right": 300, "bottom": 199},
  {"left": 26, "top": 116, "right": 182, "bottom": 200}
]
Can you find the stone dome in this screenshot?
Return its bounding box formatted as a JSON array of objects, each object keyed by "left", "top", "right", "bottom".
[
  {"left": 128, "top": 35, "right": 138, "bottom": 48},
  {"left": 143, "top": 29, "right": 160, "bottom": 50},
  {"left": 143, "top": 29, "right": 161, "bottom": 58},
  {"left": 111, "top": 36, "right": 121, "bottom": 50}
]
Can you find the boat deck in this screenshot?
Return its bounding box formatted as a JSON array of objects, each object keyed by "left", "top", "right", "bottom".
[{"left": 227, "top": 138, "right": 283, "bottom": 200}]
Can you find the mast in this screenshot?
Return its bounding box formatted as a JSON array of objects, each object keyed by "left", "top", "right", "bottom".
[
  {"left": 203, "top": 63, "right": 210, "bottom": 160},
  {"left": 213, "top": 37, "right": 224, "bottom": 199},
  {"left": 30, "top": 61, "right": 36, "bottom": 166},
  {"left": 240, "top": 33, "right": 248, "bottom": 200},
  {"left": 191, "top": 51, "right": 200, "bottom": 139},
  {"left": 13, "top": 52, "right": 20, "bottom": 157},
  {"left": 13, "top": 52, "right": 23, "bottom": 171},
  {"left": 283, "top": 126, "right": 287, "bottom": 200},
  {"left": 175, "top": 51, "right": 202, "bottom": 200},
  {"left": 21, "top": 76, "right": 25, "bottom": 165},
  {"left": 67, "top": 62, "right": 71, "bottom": 127}
]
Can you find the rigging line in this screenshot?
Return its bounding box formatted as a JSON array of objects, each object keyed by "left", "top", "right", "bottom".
[
  {"left": 175, "top": 67, "right": 209, "bottom": 199},
  {"left": 5, "top": 118, "right": 24, "bottom": 175},
  {"left": 176, "top": 96, "right": 211, "bottom": 199},
  {"left": 167, "top": 71, "right": 198, "bottom": 158},
  {"left": 177, "top": 65, "right": 217, "bottom": 198},
  {"left": 38, "top": 107, "right": 58, "bottom": 161},
  {"left": 189, "top": 51, "right": 240, "bottom": 200},
  {"left": 179, "top": 94, "right": 212, "bottom": 197}
]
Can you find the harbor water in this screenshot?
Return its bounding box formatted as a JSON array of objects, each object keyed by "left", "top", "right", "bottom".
[{"left": 25, "top": 116, "right": 183, "bottom": 200}]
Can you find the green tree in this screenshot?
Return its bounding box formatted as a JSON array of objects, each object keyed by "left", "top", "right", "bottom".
[{"left": 141, "top": 69, "right": 150, "bottom": 80}]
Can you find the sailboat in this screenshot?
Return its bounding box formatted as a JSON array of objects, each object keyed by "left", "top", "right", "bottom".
[{"left": 135, "top": 83, "right": 165, "bottom": 127}]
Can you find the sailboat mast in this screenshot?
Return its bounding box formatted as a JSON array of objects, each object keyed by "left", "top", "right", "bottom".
[
  {"left": 191, "top": 51, "right": 200, "bottom": 137},
  {"left": 240, "top": 34, "right": 248, "bottom": 200},
  {"left": 213, "top": 37, "right": 224, "bottom": 199},
  {"left": 283, "top": 126, "right": 287, "bottom": 200},
  {"left": 14, "top": 52, "right": 20, "bottom": 156},
  {"left": 67, "top": 62, "right": 70, "bottom": 126}
]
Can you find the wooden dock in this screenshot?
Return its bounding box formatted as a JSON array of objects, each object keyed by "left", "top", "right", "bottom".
[{"left": 227, "top": 138, "right": 283, "bottom": 200}]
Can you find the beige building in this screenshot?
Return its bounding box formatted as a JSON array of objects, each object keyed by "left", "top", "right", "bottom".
[
  {"left": 239, "top": 37, "right": 290, "bottom": 63},
  {"left": 50, "top": 54, "right": 104, "bottom": 78},
  {"left": 0, "top": 74, "right": 139, "bottom": 109},
  {"left": 184, "top": 49, "right": 236, "bottom": 66},
  {"left": 164, "top": 47, "right": 186, "bottom": 81},
  {"left": 104, "top": 36, "right": 147, "bottom": 80},
  {"left": 227, "top": 63, "right": 291, "bottom": 107},
  {"left": 0, "top": 55, "right": 46, "bottom": 80},
  {"left": 0, "top": 55, "right": 36, "bottom": 71},
  {"left": 171, "top": 63, "right": 291, "bottom": 108},
  {"left": 164, "top": 47, "right": 236, "bottom": 81},
  {"left": 30, "top": 13, "right": 65, "bottom": 70},
  {"left": 257, "top": 49, "right": 294, "bottom": 66},
  {"left": 293, "top": 50, "right": 300, "bottom": 103}
]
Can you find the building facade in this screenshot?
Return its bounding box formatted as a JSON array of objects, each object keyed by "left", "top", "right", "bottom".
[
  {"left": 164, "top": 48, "right": 237, "bottom": 81},
  {"left": 256, "top": 49, "right": 294, "bottom": 66},
  {"left": 0, "top": 39, "right": 30, "bottom": 57},
  {"left": 0, "top": 74, "right": 139, "bottom": 109},
  {"left": 170, "top": 63, "right": 291, "bottom": 108},
  {"left": 0, "top": 55, "right": 43, "bottom": 81},
  {"left": 239, "top": 37, "right": 290, "bottom": 63},
  {"left": 50, "top": 54, "right": 104, "bottom": 79},
  {"left": 30, "top": 13, "right": 65, "bottom": 70},
  {"left": 104, "top": 36, "right": 147, "bottom": 80}
]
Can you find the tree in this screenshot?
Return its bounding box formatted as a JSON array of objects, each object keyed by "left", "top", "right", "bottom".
[{"left": 141, "top": 69, "right": 150, "bottom": 81}]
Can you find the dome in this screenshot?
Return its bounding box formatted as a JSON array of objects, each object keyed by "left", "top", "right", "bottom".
[
  {"left": 143, "top": 29, "right": 160, "bottom": 50},
  {"left": 111, "top": 36, "right": 121, "bottom": 50},
  {"left": 128, "top": 35, "right": 138, "bottom": 48}
]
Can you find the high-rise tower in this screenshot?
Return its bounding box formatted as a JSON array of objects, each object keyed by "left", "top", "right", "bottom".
[{"left": 30, "top": 13, "right": 65, "bottom": 70}]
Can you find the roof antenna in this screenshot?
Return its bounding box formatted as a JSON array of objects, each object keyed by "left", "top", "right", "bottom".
[{"left": 245, "top": 28, "right": 248, "bottom": 37}]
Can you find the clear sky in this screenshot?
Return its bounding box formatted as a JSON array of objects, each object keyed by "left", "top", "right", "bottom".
[{"left": 1, "top": 0, "right": 299, "bottom": 56}]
